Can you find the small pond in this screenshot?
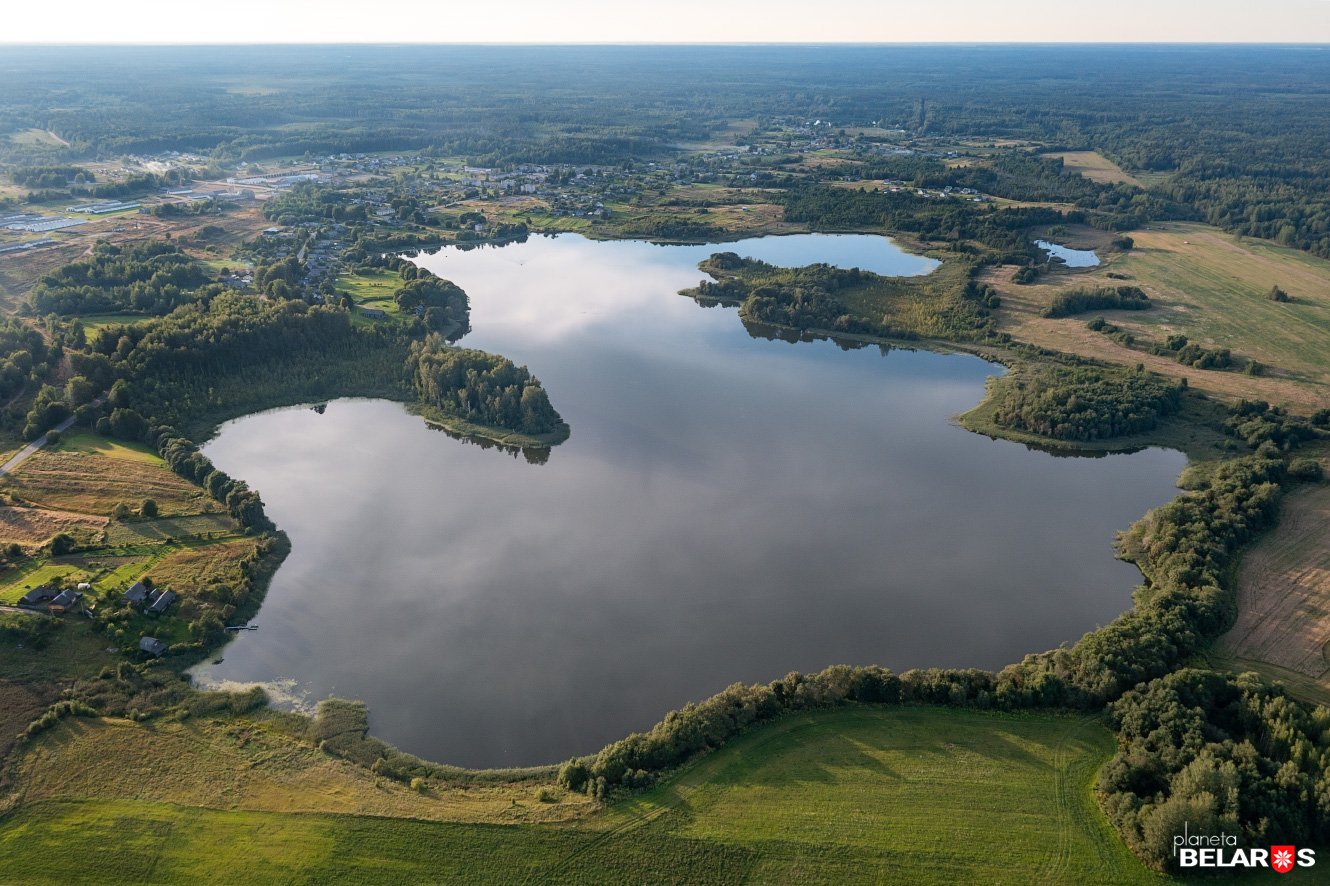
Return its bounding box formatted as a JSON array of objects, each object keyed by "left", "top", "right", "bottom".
[{"left": 1036, "top": 239, "right": 1101, "bottom": 268}]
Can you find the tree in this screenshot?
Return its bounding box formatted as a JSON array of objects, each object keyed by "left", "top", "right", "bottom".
[
  {"left": 1268, "top": 285, "right": 1291, "bottom": 303},
  {"left": 140, "top": 498, "right": 159, "bottom": 518},
  {"left": 49, "top": 533, "right": 76, "bottom": 556},
  {"left": 112, "top": 502, "right": 131, "bottom": 520}
]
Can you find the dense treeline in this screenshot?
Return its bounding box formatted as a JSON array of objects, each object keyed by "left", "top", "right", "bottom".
[
  {"left": 1043, "top": 285, "right": 1150, "bottom": 318},
  {"left": 151, "top": 428, "right": 271, "bottom": 531},
  {"left": 1102, "top": 669, "right": 1330, "bottom": 872},
  {"left": 409, "top": 338, "right": 564, "bottom": 437},
  {"left": 560, "top": 664, "right": 996, "bottom": 796},
  {"left": 990, "top": 365, "right": 1183, "bottom": 441},
  {"left": 0, "top": 319, "right": 50, "bottom": 405},
  {"left": 9, "top": 165, "right": 92, "bottom": 187},
  {"left": 28, "top": 241, "right": 208, "bottom": 316}
]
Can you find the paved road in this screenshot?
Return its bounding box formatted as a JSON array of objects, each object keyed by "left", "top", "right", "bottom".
[{"left": 0, "top": 413, "right": 79, "bottom": 479}]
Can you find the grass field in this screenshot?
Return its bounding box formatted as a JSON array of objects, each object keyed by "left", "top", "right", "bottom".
[
  {"left": 0, "top": 706, "right": 1157, "bottom": 884},
  {"left": 0, "top": 619, "right": 117, "bottom": 682},
  {"left": 336, "top": 270, "right": 404, "bottom": 320},
  {"left": 986, "top": 222, "right": 1330, "bottom": 410},
  {"left": 53, "top": 431, "right": 159, "bottom": 463},
  {"left": 0, "top": 560, "right": 90, "bottom": 604},
  {"left": 74, "top": 313, "right": 159, "bottom": 331},
  {"left": 7, "top": 128, "right": 68, "bottom": 148},
  {"left": 102, "top": 513, "right": 238, "bottom": 545}
]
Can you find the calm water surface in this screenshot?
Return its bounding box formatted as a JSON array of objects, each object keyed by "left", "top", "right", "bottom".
[
  {"left": 1036, "top": 239, "right": 1101, "bottom": 268},
  {"left": 194, "top": 233, "right": 1182, "bottom": 767}
]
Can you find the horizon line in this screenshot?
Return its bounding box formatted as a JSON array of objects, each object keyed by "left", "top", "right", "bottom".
[{"left": 3, "top": 40, "right": 1330, "bottom": 48}]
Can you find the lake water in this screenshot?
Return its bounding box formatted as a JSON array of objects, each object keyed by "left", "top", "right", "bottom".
[
  {"left": 193, "top": 233, "right": 1183, "bottom": 768},
  {"left": 1036, "top": 239, "right": 1101, "bottom": 268}
]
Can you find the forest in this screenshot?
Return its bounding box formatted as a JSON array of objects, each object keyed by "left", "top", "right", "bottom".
[{"left": 28, "top": 241, "right": 209, "bottom": 316}]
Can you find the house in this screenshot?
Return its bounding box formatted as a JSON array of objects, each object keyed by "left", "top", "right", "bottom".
[
  {"left": 48, "top": 589, "right": 83, "bottom": 614},
  {"left": 122, "top": 581, "right": 149, "bottom": 605},
  {"left": 139, "top": 636, "right": 168, "bottom": 657},
  {"left": 18, "top": 585, "right": 57, "bottom": 607},
  {"left": 146, "top": 589, "right": 176, "bottom": 615},
  {"left": 360, "top": 306, "right": 386, "bottom": 319}
]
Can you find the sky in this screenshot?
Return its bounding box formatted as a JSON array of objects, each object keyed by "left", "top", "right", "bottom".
[{"left": 4, "top": 0, "right": 1330, "bottom": 44}]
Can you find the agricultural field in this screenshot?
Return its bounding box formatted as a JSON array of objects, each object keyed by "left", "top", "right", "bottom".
[
  {"left": 0, "top": 504, "right": 107, "bottom": 549},
  {"left": 0, "top": 706, "right": 1157, "bottom": 884},
  {"left": 986, "top": 222, "right": 1330, "bottom": 410},
  {"left": 0, "top": 442, "right": 220, "bottom": 518},
  {"left": 1215, "top": 451, "right": 1330, "bottom": 703},
  {"left": 1042, "top": 150, "right": 1146, "bottom": 187}
]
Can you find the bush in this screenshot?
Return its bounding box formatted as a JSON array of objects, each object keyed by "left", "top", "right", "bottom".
[
  {"left": 1043, "top": 285, "right": 1150, "bottom": 318},
  {"left": 1289, "top": 458, "right": 1324, "bottom": 482}
]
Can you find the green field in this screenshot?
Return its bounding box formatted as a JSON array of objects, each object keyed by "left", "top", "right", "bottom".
[
  {"left": 75, "top": 313, "right": 159, "bottom": 332},
  {"left": 54, "top": 431, "right": 160, "bottom": 463},
  {"left": 0, "top": 561, "right": 89, "bottom": 603},
  {"left": 0, "top": 707, "right": 1157, "bottom": 884},
  {"left": 336, "top": 270, "right": 404, "bottom": 321}
]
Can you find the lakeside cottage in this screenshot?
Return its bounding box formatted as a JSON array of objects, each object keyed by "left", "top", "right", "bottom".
[
  {"left": 139, "top": 636, "right": 168, "bottom": 657},
  {"left": 146, "top": 589, "right": 176, "bottom": 614}
]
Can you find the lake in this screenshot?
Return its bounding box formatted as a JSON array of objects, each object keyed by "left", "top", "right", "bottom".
[
  {"left": 193, "top": 233, "right": 1183, "bottom": 768},
  {"left": 1036, "top": 239, "right": 1101, "bottom": 268}
]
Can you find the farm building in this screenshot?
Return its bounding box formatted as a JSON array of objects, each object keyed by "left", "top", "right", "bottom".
[
  {"left": 18, "top": 585, "right": 57, "bottom": 607},
  {"left": 48, "top": 589, "right": 83, "bottom": 614},
  {"left": 139, "top": 637, "right": 168, "bottom": 657}
]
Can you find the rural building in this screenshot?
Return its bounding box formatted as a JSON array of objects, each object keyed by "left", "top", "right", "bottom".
[
  {"left": 19, "top": 585, "right": 57, "bottom": 607},
  {"left": 139, "top": 637, "right": 168, "bottom": 657},
  {"left": 146, "top": 589, "right": 177, "bottom": 614},
  {"left": 360, "top": 306, "right": 386, "bottom": 319},
  {"left": 122, "top": 581, "right": 149, "bottom": 605},
  {"left": 48, "top": 589, "right": 83, "bottom": 614}
]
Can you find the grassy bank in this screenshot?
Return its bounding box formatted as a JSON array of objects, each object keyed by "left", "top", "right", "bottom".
[{"left": 0, "top": 706, "right": 1156, "bottom": 884}]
